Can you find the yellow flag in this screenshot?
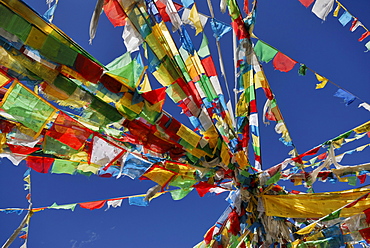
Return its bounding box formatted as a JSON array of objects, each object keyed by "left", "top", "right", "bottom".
[
  {"left": 189, "top": 3, "right": 203, "bottom": 35},
  {"left": 356, "top": 144, "right": 369, "bottom": 152},
  {"left": 24, "top": 175, "right": 31, "bottom": 184},
  {"left": 138, "top": 73, "right": 151, "bottom": 93},
  {"left": 291, "top": 240, "right": 301, "bottom": 248},
  {"left": 263, "top": 187, "right": 370, "bottom": 218},
  {"left": 333, "top": 3, "right": 341, "bottom": 17},
  {"left": 295, "top": 222, "right": 317, "bottom": 235},
  {"left": 354, "top": 121, "right": 370, "bottom": 133},
  {"left": 315, "top": 73, "right": 328, "bottom": 89}
]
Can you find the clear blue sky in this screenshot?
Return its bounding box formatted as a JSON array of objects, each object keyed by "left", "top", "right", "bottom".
[{"left": 0, "top": 0, "right": 369, "bottom": 247}]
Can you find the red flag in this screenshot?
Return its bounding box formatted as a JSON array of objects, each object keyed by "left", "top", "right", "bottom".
[
  {"left": 79, "top": 200, "right": 107, "bottom": 210},
  {"left": 350, "top": 18, "right": 359, "bottom": 32},
  {"left": 231, "top": 16, "right": 249, "bottom": 40},
  {"left": 298, "top": 0, "right": 314, "bottom": 8},
  {"left": 19, "top": 234, "right": 28, "bottom": 239},
  {"left": 0, "top": 119, "right": 16, "bottom": 133},
  {"left": 7, "top": 144, "right": 40, "bottom": 155},
  {"left": 155, "top": 0, "right": 170, "bottom": 22},
  {"left": 201, "top": 56, "right": 218, "bottom": 77},
  {"left": 45, "top": 112, "right": 92, "bottom": 150},
  {"left": 103, "top": 0, "right": 127, "bottom": 27},
  {"left": 74, "top": 53, "right": 103, "bottom": 84},
  {"left": 228, "top": 210, "right": 241, "bottom": 235},
  {"left": 243, "top": 0, "right": 249, "bottom": 14},
  {"left": 142, "top": 87, "right": 166, "bottom": 105},
  {"left": 273, "top": 52, "right": 297, "bottom": 72},
  {"left": 300, "top": 146, "right": 321, "bottom": 157},
  {"left": 359, "top": 31, "right": 370, "bottom": 42},
  {"left": 26, "top": 156, "right": 54, "bottom": 173},
  {"left": 317, "top": 152, "right": 327, "bottom": 160},
  {"left": 173, "top": 2, "right": 183, "bottom": 11},
  {"left": 193, "top": 182, "right": 216, "bottom": 197},
  {"left": 360, "top": 226, "right": 370, "bottom": 243},
  {"left": 364, "top": 208, "right": 370, "bottom": 224},
  {"left": 358, "top": 174, "right": 367, "bottom": 184},
  {"left": 204, "top": 226, "right": 216, "bottom": 244},
  {"left": 100, "top": 73, "right": 122, "bottom": 93}
]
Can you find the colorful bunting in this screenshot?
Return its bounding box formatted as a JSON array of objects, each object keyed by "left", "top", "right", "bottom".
[{"left": 1, "top": 1, "right": 369, "bottom": 247}]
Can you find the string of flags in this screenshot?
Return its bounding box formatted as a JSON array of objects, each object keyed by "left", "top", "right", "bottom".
[
  {"left": 0, "top": 0, "right": 369, "bottom": 247},
  {"left": 253, "top": 38, "right": 370, "bottom": 109},
  {"left": 298, "top": 0, "right": 370, "bottom": 51}
]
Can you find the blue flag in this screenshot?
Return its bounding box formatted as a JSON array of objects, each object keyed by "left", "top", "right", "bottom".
[{"left": 334, "top": 89, "right": 356, "bottom": 106}]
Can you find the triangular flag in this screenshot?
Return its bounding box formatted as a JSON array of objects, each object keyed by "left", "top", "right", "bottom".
[
  {"left": 296, "top": 222, "right": 317, "bottom": 235},
  {"left": 366, "top": 41, "right": 370, "bottom": 52},
  {"left": 43, "top": 1, "right": 58, "bottom": 22},
  {"left": 180, "top": 0, "right": 194, "bottom": 8},
  {"left": 138, "top": 73, "right": 152, "bottom": 93},
  {"left": 210, "top": 19, "right": 232, "bottom": 41},
  {"left": 298, "top": 0, "right": 314, "bottom": 8},
  {"left": 198, "top": 33, "right": 210, "bottom": 58},
  {"left": 322, "top": 209, "right": 341, "bottom": 221}
]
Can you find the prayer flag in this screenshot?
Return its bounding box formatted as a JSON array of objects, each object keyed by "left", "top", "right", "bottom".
[
  {"left": 338, "top": 11, "right": 352, "bottom": 26},
  {"left": 129, "top": 196, "right": 149, "bottom": 207},
  {"left": 103, "top": 0, "right": 127, "bottom": 27},
  {"left": 26, "top": 156, "right": 54, "bottom": 173},
  {"left": 254, "top": 40, "right": 278, "bottom": 63},
  {"left": 272, "top": 52, "right": 297, "bottom": 72},
  {"left": 0, "top": 81, "right": 57, "bottom": 137},
  {"left": 210, "top": 19, "right": 232, "bottom": 41},
  {"left": 79, "top": 200, "right": 107, "bottom": 210},
  {"left": 359, "top": 31, "right": 370, "bottom": 42},
  {"left": 315, "top": 73, "right": 328, "bottom": 89},
  {"left": 49, "top": 202, "right": 77, "bottom": 211},
  {"left": 334, "top": 89, "right": 356, "bottom": 106},
  {"left": 46, "top": 112, "right": 92, "bottom": 150},
  {"left": 312, "top": 0, "right": 335, "bottom": 21},
  {"left": 121, "top": 153, "right": 152, "bottom": 179},
  {"left": 89, "top": 135, "right": 125, "bottom": 170},
  {"left": 298, "top": 0, "right": 314, "bottom": 8},
  {"left": 51, "top": 159, "right": 78, "bottom": 175}
]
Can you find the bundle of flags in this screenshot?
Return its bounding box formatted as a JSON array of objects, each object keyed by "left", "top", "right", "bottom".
[{"left": 0, "top": 0, "right": 369, "bottom": 247}]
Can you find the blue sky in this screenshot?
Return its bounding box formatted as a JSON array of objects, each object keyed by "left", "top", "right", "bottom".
[{"left": 0, "top": 0, "right": 369, "bottom": 247}]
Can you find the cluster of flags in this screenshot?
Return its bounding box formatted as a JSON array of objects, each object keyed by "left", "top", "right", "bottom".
[{"left": 0, "top": 0, "right": 369, "bottom": 247}]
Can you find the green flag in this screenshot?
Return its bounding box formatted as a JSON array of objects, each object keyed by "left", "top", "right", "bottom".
[
  {"left": 254, "top": 40, "right": 278, "bottom": 63},
  {"left": 0, "top": 82, "right": 56, "bottom": 137}
]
